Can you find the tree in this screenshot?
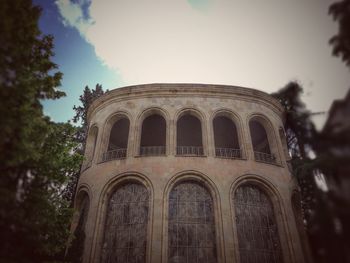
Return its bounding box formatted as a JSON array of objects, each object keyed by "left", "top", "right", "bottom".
[
  {"left": 0, "top": 0, "right": 82, "bottom": 261},
  {"left": 73, "top": 84, "right": 106, "bottom": 148},
  {"left": 272, "top": 82, "right": 318, "bottom": 224},
  {"left": 273, "top": 82, "right": 350, "bottom": 262},
  {"left": 63, "top": 84, "right": 107, "bottom": 262},
  {"left": 329, "top": 0, "right": 350, "bottom": 67},
  {"left": 61, "top": 84, "right": 106, "bottom": 204}
]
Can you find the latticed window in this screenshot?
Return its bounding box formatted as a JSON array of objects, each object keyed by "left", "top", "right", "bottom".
[
  {"left": 168, "top": 181, "right": 217, "bottom": 263},
  {"left": 233, "top": 185, "right": 283, "bottom": 263},
  {"left": 101, "top": 182, "right": 149, "bottom": 263}
]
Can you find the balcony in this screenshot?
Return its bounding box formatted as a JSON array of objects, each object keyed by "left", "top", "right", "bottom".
[
  {"left": 140, "top": 146, "right": 166, "bottom": 156},
  {"left": 176, "top": 146, "right": 204, "bottom": 156},
  {"left": 254, "top": 151, "right": 276, "bottom": 164},
  {"left": 102, "top": 148, "right": 127, "bottom": 162},
  {"left": 215, "top": 148, "right": 242, "bottom": 159}
]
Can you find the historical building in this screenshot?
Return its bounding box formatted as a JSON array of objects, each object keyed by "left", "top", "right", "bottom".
[{"left": 73, "top": 83, "right": 309, "bottom": 263}]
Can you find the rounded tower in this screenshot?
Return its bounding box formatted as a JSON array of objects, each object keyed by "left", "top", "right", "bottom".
[{"left": 74, "top": 84, "right": 309, "bottom": 263}]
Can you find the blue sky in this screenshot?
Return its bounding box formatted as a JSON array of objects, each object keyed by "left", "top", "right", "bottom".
[
  {"left": 34, "top": 0, "right": 350, "bottom": 128},
  {"left": 34, "top": 0, "right": 121, "bottom": 122}
]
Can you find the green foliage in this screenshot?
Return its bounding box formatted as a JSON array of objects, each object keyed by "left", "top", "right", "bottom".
[
  {"left": 73, "top": 84, "right": 106, "bottom": 147},
  {"left": 329, "top": 0, "right": 350, "bottom": 68},
  {"left": 62, "top": 84, "right": 107, "bottom": 261},
  {"left": 0, "top": 0, "right": 82, "bottom": 261},
  {"left": 60, "top": 84, "right": 106, "bottom": 207}
]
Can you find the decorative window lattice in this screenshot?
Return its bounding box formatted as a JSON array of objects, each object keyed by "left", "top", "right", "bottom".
[
  {"left": 234, "top": 185, "right": 283, "bottom": 263},
  {"left": 101, "top": 183, "right": 149, "bottom": 263},
  {"left": 168, "top": 181, "right": 217, "bottom": 263}
]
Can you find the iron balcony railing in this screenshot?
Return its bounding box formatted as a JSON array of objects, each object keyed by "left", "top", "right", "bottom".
[
  {"left": 254, "top": 151, "right": 276, "bottom": 164},
  {"left": 215, "top": 148, "right": 242, "bottom": 159},
  {"left": 139, "top": 146, "right": 166, "bottom": 156},
  {"left": 176, "top": 146, "right": 204, "bottom": 156},
  {"left": 102, "top": 148, "right": 127, "bottom": 162}
]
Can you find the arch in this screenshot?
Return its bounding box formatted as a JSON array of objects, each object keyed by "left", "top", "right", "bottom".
[
  {"left": 212, "top": 109, "right": 242, "bottom": 159},
  {"left": 83, "top": 125, "right": 99, "bottom": 170},
  {"left": 248, "top": 114, "right": 279, "bottom": 164},
  {"left": 175, "top": 108, "right": 206, "bottom": 156},
  {"left": 279, "top": 127, "right": 290, "bottom": 160},
  {"left": 67, "top": 189, "right": 91, "bottom": 262},
  {"left": 162, "top": 171, "right": 225, "bottom": 263},
  {"left": 135, "top": 107, "right": 170, "bottom": 156},
  {"left": 92, "top": 173, "right": 154, "bottom": 263},
  {"left": 230, "top": 175, "right": 293, "bottom": 263},
  {"left": 101, "top": 112, "right": 131, "bottom": 162}
]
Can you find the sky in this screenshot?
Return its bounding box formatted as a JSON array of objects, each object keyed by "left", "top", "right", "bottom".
[{"left": 35, "top": 0, "right": 350, "bottom": 129}]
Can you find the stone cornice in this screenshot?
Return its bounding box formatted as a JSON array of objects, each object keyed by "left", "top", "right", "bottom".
[{"left": 87, "top": 83, "right": 284, "bottom": 122}]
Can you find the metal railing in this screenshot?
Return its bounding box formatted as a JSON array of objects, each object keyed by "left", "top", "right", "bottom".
[
  {"left": 140, "top": 146, "right": 166, "bottom": 156},
  {"left": 176, "top": 146, "right": 204, "bottom": 156},
  {"left": 215, "top": 148, "right": 242, "bottom": 159},
  {"left": 102, "top": 148, "right": 127, "bottom": 162},
  {"left": 254, "top": 151, "right": 276, "bottom": 164}
]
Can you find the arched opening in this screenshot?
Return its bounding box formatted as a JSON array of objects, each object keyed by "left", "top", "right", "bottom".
[
  {"left": 213, "top": 115, "right": 241, "bottom": 158},
  {"left": 101, "top": 182, "right": 150, "bottom": 263},
  {"left": 83, "top": 126, "right": 98, "bottom": 170},
  {"left": 140, "top": 114, "right": 166, "bottom": 156},
  {"left": 103, "top": 118, "right": 130, "bottom": 161},
  {"left": 176, "top": 114, "right": 204, "bottom": 156},
  {"left": 249, "top": 119, "right": 276, "bottom": 163},
  {"left": 168, "top": 181, "right": 217, "bottom": 263},
  {"left": 233, "top": 184, "right": 283, "bottom": 263},
  {"left": 66, "top": 192, "right": 90, "bottom": 262}
]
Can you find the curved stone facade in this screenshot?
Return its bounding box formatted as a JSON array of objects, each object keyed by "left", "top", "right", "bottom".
[{"left": 74, "top": 83, "right": 308, "bottom": 263}]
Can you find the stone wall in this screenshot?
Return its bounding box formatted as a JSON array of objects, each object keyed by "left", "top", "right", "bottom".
[{"left": 75, "top": 84, "right": 308, "bottom": 263}]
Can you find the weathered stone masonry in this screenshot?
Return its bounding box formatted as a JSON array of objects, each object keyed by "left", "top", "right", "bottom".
[{"left": 73, "top": 83, "right": 309, "bottom": 263}]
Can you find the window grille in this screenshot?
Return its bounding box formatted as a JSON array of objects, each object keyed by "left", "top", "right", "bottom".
[
  {"left": 168, "top": 181, "right": 217, "bottom": 263},
  {"left": 233, "top": 185, "right": 283, "bottom": 263},
  {"left": 101, "top": 183, "right": 149, "bottom": 263}
]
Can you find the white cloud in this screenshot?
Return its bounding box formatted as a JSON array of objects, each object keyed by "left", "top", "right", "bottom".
[
  {"left": 55, "top": 0, "right": 92, "bottom": 35},
  {"left": 56, "top": 0, "right": 350, "bottom": 123}
]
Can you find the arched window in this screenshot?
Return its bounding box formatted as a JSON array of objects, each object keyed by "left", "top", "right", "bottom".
[
  {"left": 213, "top": 115, "right": 241, "bottom": 158},
  {"left": 177, "top": 114, "right": 204, "bottom": 156},
  {"left": 83, "top": 126, "right": 98, "bottom": 170},
  {"left": 140, "top": 114, "right": 166, "bottom": 156},
  {"left": 233, "top": 184, "right": 283, "bottom": 263},
  {"left": 168, "top": 181, "right": 217, "bottom": 263},
  {"left": 66, "top": 192, "right": 90, "bottom": 261},
  {"left": 101, "top": 182, "right": 150, "bottom": 263},
  {"left": 249, "top": 118, "right": 276, "bottom": 163},
  {"left": 103, "top": 118, "right": 130, "bottom": 161}
]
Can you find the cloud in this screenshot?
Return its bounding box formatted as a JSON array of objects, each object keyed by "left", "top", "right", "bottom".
[
  {"left": 55, "top": 0, "right": 350, "bottom": 122},
  {"left": 55, "top": 0, "right": 93, "bottom": 35}
]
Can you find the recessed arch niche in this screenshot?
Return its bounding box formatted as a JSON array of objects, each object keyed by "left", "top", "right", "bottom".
[
  {"left": 232, "top": 183, "right": 283, "bottom": 263},
  {"left": 168, "top": 179, "right": 218, "bottom": 263},
  {"left": 100, "top": 180, "right": 150, "bottom": 263}
]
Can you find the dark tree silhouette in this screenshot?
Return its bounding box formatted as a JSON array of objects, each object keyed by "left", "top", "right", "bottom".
[
  {"left": 329, "top": 0, "right": 350, "bottom": 67},
  {"left": 0, "top": 0, "right": 82, "bottom": 261},
  {"left": 272, "top": 82, "right": 318, "bottom": 226}
]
